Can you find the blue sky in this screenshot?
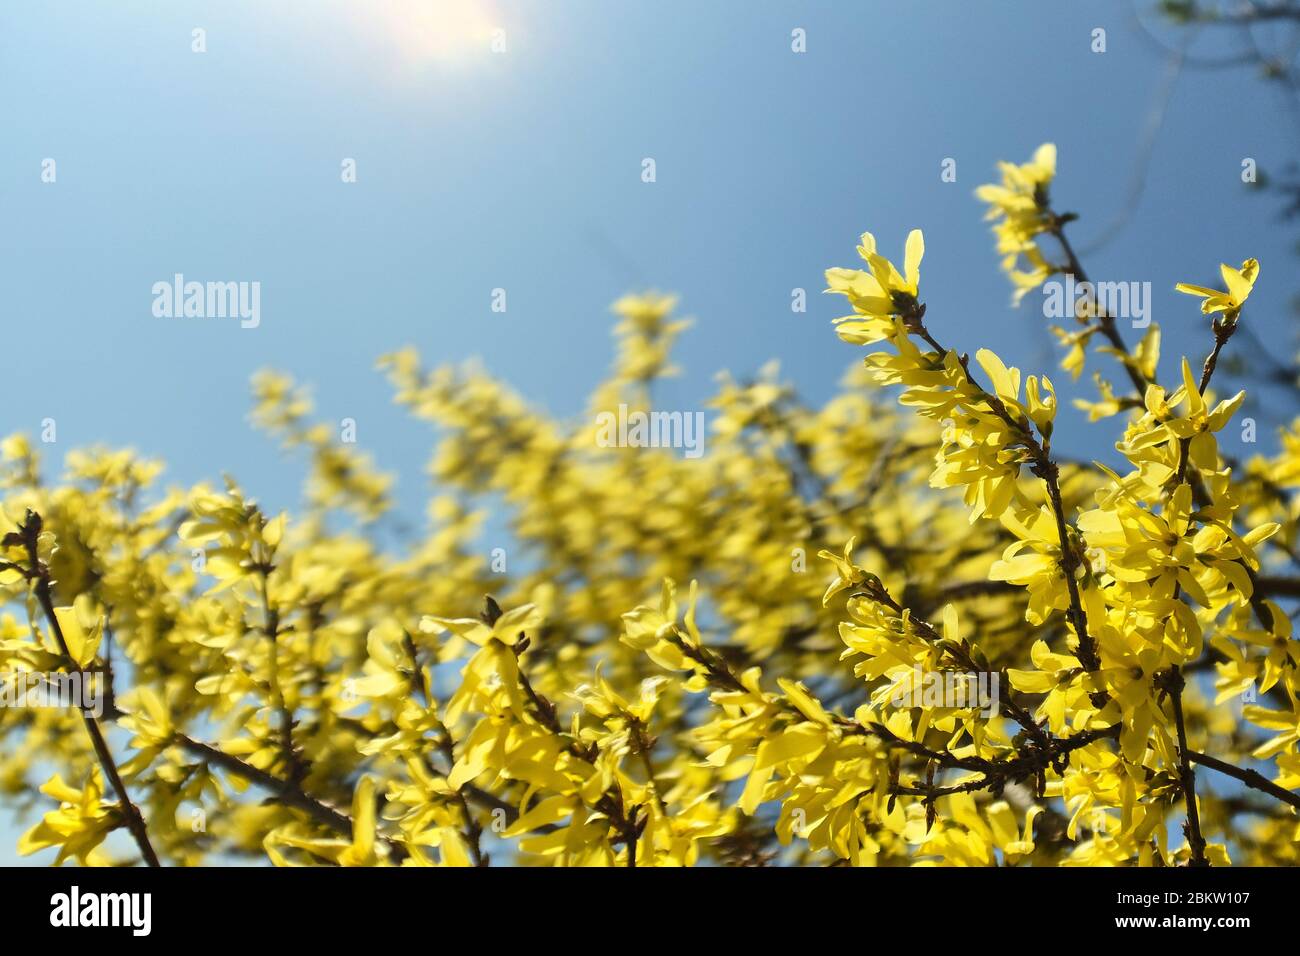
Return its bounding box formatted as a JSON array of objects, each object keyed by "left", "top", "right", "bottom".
[
  {"left": 4, "top": 0, "right": 1297, "bottom": 521},
  {"left": 1, "top": 0, "right": 1296, "bottom": 862}
]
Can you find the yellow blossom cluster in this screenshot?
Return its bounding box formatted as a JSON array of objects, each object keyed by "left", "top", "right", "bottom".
[{"left": 0, "top": 144, "right": 1295, "bottom": 867}]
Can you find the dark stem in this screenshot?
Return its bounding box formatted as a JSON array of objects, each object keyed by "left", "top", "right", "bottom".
[
  {"left": 1048, "top": 221, "right": 1150, "bottom": 397},
  {"left": 1163, "top": 315, "right": 1239, "bottom": 866},
  {"left": 913, "top": 316, "right": 1105, "bottom": 681},
  {"left": 1164, "top": 671, "right": 1208, "bottom": 867},
  {"left": 18, "top": 511, "right": 161, "bottom": 867},
  {"left": 174, "top": 733, "right": 357, "bottom": 837},
  {"left": 402, "top": 631, "right": 486, "bottom": 866},
  {"left": 1187, "top": 749, "right": 1300, "bottom": 811}
]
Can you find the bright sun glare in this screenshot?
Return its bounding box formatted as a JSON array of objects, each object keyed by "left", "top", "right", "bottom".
[{"left": 373, "top": 0, "right": 503, "bottom": 67}]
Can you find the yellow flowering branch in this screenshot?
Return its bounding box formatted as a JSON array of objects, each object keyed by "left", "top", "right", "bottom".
[
  {"left": 907, "top": 312, "right": 1105, "bottom": 681},
  {"left": 171, "top": 733, "right": 359, "bottom": 839},
  {"left": 654, "top": 593, "right": 1117, "bottom": 803},
  {"left": 12, "top": 510, "right": 161, "bottom": 868},
  {"left": 399, "top": 629, "right": 486, "bottom": 866},
  {"left": 256, "top": 561, "right": 306, "bottom": 788},
  {"left": 1162, "top": 310, "right": 1243, "bottom": 866},
  {"left": 1046, "top": 215, "right": 1151, "bottom": 398},
  {"left": 480, "top": 596, "right": 647, "bottom": 867}
]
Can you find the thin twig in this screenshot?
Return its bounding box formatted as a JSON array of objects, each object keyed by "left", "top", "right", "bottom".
[
  {"left": 1162, "top": 315, "right": 1240, "bottom": 866},
  {"left": 1187, "top": 749, "right": 1300, "bottom": 812},
  {"left": 16, "top": 511, "right": 161, "bottom": 867}
]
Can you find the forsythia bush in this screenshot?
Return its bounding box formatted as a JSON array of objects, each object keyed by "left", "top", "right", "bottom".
[{"left": 2, "top": 145, "right": 1298, "bottom": 867}]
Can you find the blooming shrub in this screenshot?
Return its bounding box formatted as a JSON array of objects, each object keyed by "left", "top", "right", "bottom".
[{"left": 1, "top": 145, "right": 1296, "bottom": 867}]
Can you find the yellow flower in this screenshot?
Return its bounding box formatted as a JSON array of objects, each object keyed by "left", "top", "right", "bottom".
[
  {"left": 989, "top": 506, "right": 1075, "bottom": 625},
  {"left": 265, "top": 776, "right": 387, "bottom": 866},
  {"left": 1008, "top": 640, "right": 1094, "bottom": 733},
  {"left": 19, "top": 772, "right": 118, "bottom": 866},
  {"left": 816, "top": 536, "right": 878, "bottom": 606},
  {"left": 1175, "top": 258, "right": 1259, "bottom": 318},
  {"left": 976, "top": 144, "right": 1057, "bottom": 248},
  {"left": 52, "top": 598, "right": 102, "bottom": 668},
  {"left": 825, "top": 229, "right": 925, "bottom": 344},
  {"left": 1008, "top": 245, "right": 1054, "bottom": 305},
  {"left": 424, "top": 603, "right": 543, "bottom": 724}
]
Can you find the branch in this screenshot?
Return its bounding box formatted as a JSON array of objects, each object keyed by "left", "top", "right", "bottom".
[
  {"left": 256, "top": 557, "right": 305, "bottom": 787},
  {"left": 173, "top": 733, "right": 358, "bottom": 838},
  {"left": 481, "top": 596, "right": 644, "bottom": 866},
  {"left": 660, "top": 599, "right": 1119, "bottom": 799},
  {"left": 1255, "top": 574, "right": 1300, "bottom": 597},
  {"left": 16, "top": 511, "right": 161, "bottom": 868},
  {"left": 1162, "top": 313, "right": 1241, "bottom": 866},
  {"left": 1048, "top": 219, "right": 1152, "bottom": 398},
  {"left": 1187, "top": 750, "right": 1300, "bottom": 812},
  {"left": 1162, "top": 671, "right": 1209, "bottom": 866},
  {"left": 910, "top": 315, "right": 1105, "bottom": 681},
  {"left": 401, "top": 629, "right": 486, "bottom": 866},
  {"left": 1041, "top": 210, "right": 1274, "bottom": 583}
]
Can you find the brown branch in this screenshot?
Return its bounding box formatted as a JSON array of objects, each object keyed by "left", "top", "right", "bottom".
[
  {"left": 628, "top": 715, "right": 668, "bottom": 815},
  {"left": 256, "top": 560, "right": 305, "bottom": 787},
  {"left": 910, "top": 314, "right": 1104, "bottom": 680},
  {"left": 401, "top": 630, "right": 486, "bottom": 866},
  {"left": 865, "top": 583, "right": 1054, "bottom": 751},
  {"left": 1255, "top": 574, "right": 1300, "bottom": 597},
  {"left": 16, "top": 511, "right": 161, "bottom": 868},
  {"left": 481, "top": 595, "right": 642, "bottom": 865},
  {"left": 1162, "top": 314, "right": 1240, "bottom": 866},
  {"left": 173, "top": 733, "right": 358, "bottom": 837},
  {"left": 661, "top": 603, "right": 1118, "bottom": 800},
  {"left": 1162, "top": 671, "right": 1208, "bottom": 866},
  {"left": 1048, "top": 220, "right": 1152, "bottom": 399},
  {"left": 1187, "top": 750, "right": 1300, "bottom": 812}
]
